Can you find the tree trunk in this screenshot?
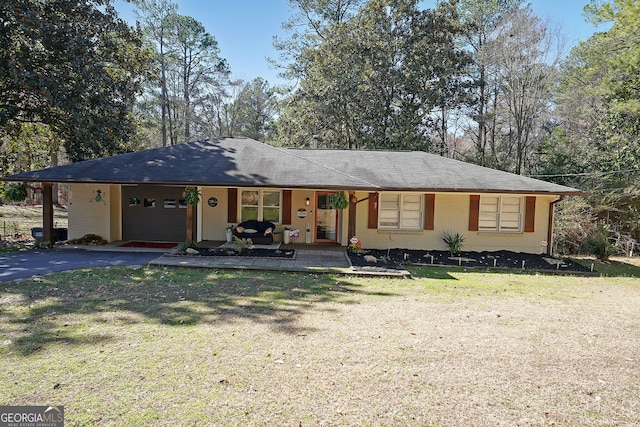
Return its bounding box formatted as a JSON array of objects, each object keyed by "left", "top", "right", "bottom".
[
  {"left": 161, "top": 60, "right": 168, "bottom": 147},
  {"left": 160, "top": 34, "right": 168, "bottom": 148},
  {"left": 476, "top": 63, "right": 487, "bottom": 166},
  {"left": 183, "top": 54, "right": 191, "bottom": 142}
]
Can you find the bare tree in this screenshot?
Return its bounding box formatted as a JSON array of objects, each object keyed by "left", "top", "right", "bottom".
[
  {"left": 456, "top": 0, "right": 522, "bottom": 166},
  {"left": 481, "top": 5, "right": 564, "bottom": 174}
]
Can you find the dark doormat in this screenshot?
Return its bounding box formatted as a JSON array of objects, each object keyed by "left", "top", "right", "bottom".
[{"left": 120, "top": 241, "right": 178, "bottom": 249}]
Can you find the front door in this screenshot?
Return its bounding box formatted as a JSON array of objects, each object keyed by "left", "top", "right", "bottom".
[{"left": 315, "top": 192, "right": 338, "bottom": 242}]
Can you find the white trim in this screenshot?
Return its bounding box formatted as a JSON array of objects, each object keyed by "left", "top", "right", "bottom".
[
  {"left": 377, "top": 192, "right": 424, "bottom": 231},
  {"left": 479, "top": 195, "right": 523, "bottom": 233},
  {"left": 239, "top": 188, "right": 282, "bottom": 223}
]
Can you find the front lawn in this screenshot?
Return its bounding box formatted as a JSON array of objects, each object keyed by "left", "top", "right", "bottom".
[{"left": 1, "top": 267, "right": 639, "bottom": 426}]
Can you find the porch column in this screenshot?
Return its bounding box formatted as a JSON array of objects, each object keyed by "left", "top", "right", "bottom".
[
  {"left": 42, "top": 182, "right": 54, "bottom": 243},
  {"left": 186, "top": 204, "right": 194, "bottom": 242},
  {"left": 348, "top": 191, "right": 357, "bottom": 240}
]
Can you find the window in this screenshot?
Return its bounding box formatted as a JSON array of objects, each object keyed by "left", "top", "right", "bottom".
[
  {"left": 240, "top": 189, "right": 281, "bottom": 222},
  {"left": 479, "top": 196, "right": 522, "bottom": 232},
  {"left": 164, "top": 199, "right": 177, "bottom": 208},
  {"left": 143, "top": 198, "right": 156, "bottom": 208},
  {"left": 378, "top": 193, "right": 423, "bottom": 230}
]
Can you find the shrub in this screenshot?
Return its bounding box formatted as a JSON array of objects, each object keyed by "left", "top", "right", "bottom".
[
  {"left": 233, "top": 236, "right": 254, "bottom": 254},
  {"left": 442, "top": 231, "right": 465, "bottom": 256},
  {"left": 553, "top": 197, "right": 595, "bottom": 255},
  {"left": 581, "top": 223, "right": 617, "bottom": 261},
  {"left": 176, "top": 241, "right": 197, "bottom": 253},
  {"left": 4, "top": 183, "right": 28, "bottom": 203},
  {"left": 38, "top": 240, "right": 53, "bottom": 249}
]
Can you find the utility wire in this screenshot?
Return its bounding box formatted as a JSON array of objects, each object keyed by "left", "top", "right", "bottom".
[{"left": 527, "top": 168, "right": 640, "bottom": 178}]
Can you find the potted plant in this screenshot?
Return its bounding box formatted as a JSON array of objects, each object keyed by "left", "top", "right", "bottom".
[{"left": 330, "top": 191, "right": 350, "bottom": 210}]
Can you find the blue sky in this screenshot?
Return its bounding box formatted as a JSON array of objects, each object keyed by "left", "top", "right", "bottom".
[{"left": 115, "top": 0, "right": 605, "bottom": 87}]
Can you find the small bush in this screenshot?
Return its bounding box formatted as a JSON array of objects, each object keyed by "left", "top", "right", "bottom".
[
  {"left": 553, "top": 197, "right": 594, "bottom": 255},
  {"left": 233, "top": 236, "right": 254, "bottom": 254},
  {"left": 38, "top": 240, "right": 53, "bottom": 249},
  {"left": 4, "top": 183, "right": 28, "bottom": 203},
  {"left": 442, "top": 231, "right": 465, "bottom": 256},
  {"left": 176, "top": 241, "right": 197, "bottom": 253},
  {"left": 580, "top": 223, "right": 617, "bottom": 261}
]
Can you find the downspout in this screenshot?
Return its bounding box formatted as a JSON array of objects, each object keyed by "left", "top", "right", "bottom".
[{"left": 548, "top": 196, "right": 564, "bottom": 256}]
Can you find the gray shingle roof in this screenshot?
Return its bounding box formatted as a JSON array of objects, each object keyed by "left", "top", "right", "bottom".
[{"left": 4, "top": 137, "right": 581, "bottom": 195}]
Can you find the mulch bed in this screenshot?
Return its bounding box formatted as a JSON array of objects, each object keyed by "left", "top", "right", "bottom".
[
  {"left": 348, "top": 249, "right": 591, "bottom": 273},
  {"left": 184, "top": 247, "right": 296, "bottom": 259}
]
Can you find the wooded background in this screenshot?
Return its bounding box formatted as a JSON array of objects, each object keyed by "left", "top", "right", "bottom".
[{"left": 1, "top": 0, "right": 638, "bottom": 255}]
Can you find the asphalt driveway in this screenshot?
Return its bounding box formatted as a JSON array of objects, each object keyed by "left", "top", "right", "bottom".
[{"left": 0, "top": 249, "right": 160, "bottom": 282}]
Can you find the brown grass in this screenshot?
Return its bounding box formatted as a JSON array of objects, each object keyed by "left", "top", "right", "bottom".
[
  {"left": 0, "top": 204, "right": 68, "bottom": 237},
  {"left": 1, "top": 267, "right": 639, "bottom": 426}
]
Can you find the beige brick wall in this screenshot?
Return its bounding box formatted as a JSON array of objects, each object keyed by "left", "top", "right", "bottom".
[
  {"left": 352, "top": 191, "right": 556, "bottom": 254},
  {"left": 153, "top": 187, "right": 556, "bottom": 253},
  {"left": 109, "top": 185, "right": 122, "bottom": 242},
  {"left": 201, "top": 187, "right": 319, "bottom": 243},
  {"left": 288, "top": 190, "right": 316, "bottom": 244},
  {"left": 200, "top": 187, "right": 229, "bottom": 241}
]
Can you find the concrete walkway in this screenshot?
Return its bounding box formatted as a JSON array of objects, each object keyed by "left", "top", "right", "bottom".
[
  {"left": 150, "top": 249, "right": 355, "bottom": 274},
  {"left": 149, "top": 249, "right": 409, "bottom": 277}
]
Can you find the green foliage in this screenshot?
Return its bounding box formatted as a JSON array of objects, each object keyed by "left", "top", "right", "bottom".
[
  {"left": 548, "top": 0, "right": 640, "bottom": 245},
  {"left": 0, "top": 0, "right": 151, "bottom": 161},
  {"left": 0, "top": 123, "right": 54, "bottom": 177},
  {"left": 183, "top": 187, "right": 201, "bottom": 206},
  {"left": 442, "top": 231, "right": 465, "bottom": 256},
  {"left": 233, "top": 236, "right": 254, "bottom": 254},
  {"left": 234, "top": 78, "right": 277, "bottom": 141},
  {"left": 330, "top": 191, "right": 349, "bottom": 210},
  {"left": 3, "top": 183, "right": 28, "bottom": 203},
  {"left": 553, "top": 198, "right": 633, "bottom": 260},
  {"left": 553, "top": 197, "right": 595, "bottom": 255},
  {"left": 176, "top": 241, "right": 197, "bottom": 253},
  {"left": 273, "top": 0, "right": 471, "bottom": 150},
  {"left": 582, "top": 223, "right": 617, "bottom": 261},
  {"left": 38, "top": 240, "right": 53, "bottom": 249},
  {"left": 135, "top": 1, "right": 230, "bottom": 146}
]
